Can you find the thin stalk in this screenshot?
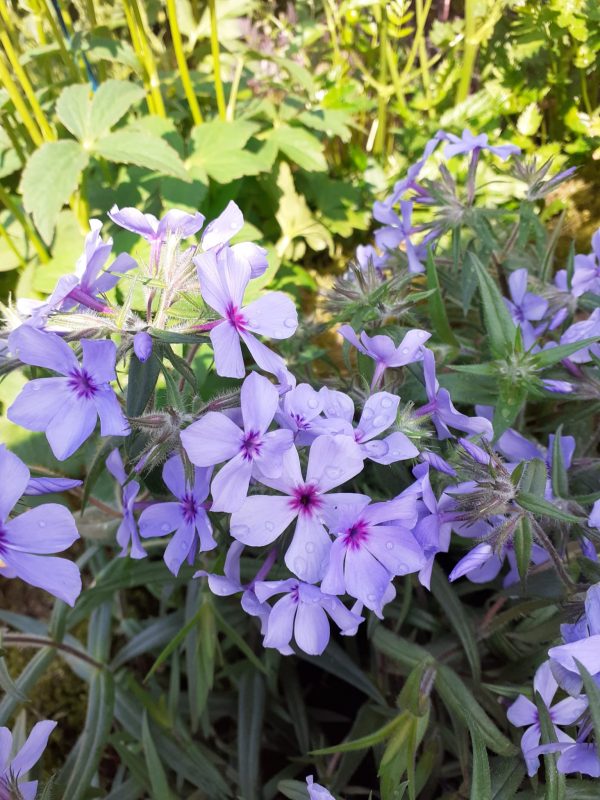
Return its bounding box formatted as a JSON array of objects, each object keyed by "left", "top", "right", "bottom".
[
  {"left": 374, "top": 5, "right": 388, "bottom": 156},
  {"left": 580, "top": 68, "right": 593, "bottom": 115},
  {"left": 0, "top": 184, "right": 50, "bottom": 263},
  {"left": 0, "top": 32, "right": 56, "bottom": 141},
  {"left": 323, "top": 0, "right": 342, "bottom": 71},
  {"left": 166, "top": 0, "right": 203, "bottom": 125},
  {"left": 455, "top": 0, "right": 477, "bottom": 104},
  {"left": 415, "top": 0, "right": 432, "bottom": 115},
  {"left": 0, "top": 55, "right": 43, "bottom": 147},
  {"left": 208, "top": 0, "right": 226, "bottom": 120},
  {"left": 0, "top": 0, "right": 17, "bottom": 43},
  {"left": 226, "top": 57, "right": 243, "bottom": 121},
  {"left": 83, "top": 0, "right": 97, "bottom": 26},
  {"left": 127, "top": 0, "right": 166, "bottom": 117},
  {"left": 2, "top": 113, "right": 27, "bottom": 162},
  {"left": 41, "top": 0, "right": 80, "bottom": 80},
  {"left": 0, "top": 220, "right": 26, "bottom": 268},
  {"left": 121, "top": 0, "right": 156, "bottom": 115},
  {"left": 399, "top": 0, "right": 434, "bottom": 84},
  {"left": 2, "top": 633, "right": 105, "bottom": 670}
]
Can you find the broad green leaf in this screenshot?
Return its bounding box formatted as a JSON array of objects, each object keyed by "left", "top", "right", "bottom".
[
  {"left": 575, "top": 660, "right": 600, "bottom": 763},
  {"left": 126, "top": 348, "right": 162, "bottom": 417},
  {"left": 142, "top": 711, "right": 172, "bottom": 799},
  {"left": 94, "top": 130, "right": 189, "bottom": 180},
  {"left": 470, "top": 728, "right": 492, "bottom": 800},
  {"left": 516, "top": 492, "right": 584, "bottom": 523},
  {"left": 268, "top": 123, "right": 327, "bottom": 171},
  {"left": 431, "top": 563, "right": 480, "bottom": 680},
  {"left": 238, "top": 669, "right": 266, "bottom": 800},
  {"left": 517, "top": 103, "right": 543, "bottom": 136},
  {"left": 188, "top": 119, "right": 269, "bottom": 183},
  {"left": 469, "top": 253, "right": 517, "bottom": 358},
  {"left": 275, "top": 162, "right": 333, "bottom": 258},
  {"left": 20, "top": 141, "right": 89, "bottom": 242},
  {"left": 55, "top": 84, "right": 91, "bottom": 141},
  {"left": 89, "top": 79, "right": 145, "bottom": 139}
]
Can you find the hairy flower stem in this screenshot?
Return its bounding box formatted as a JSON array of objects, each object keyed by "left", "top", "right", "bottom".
[
  {"left": 68, "top": 287, "right": 114, "bottom": 314},
  {"left": 2, "top": 633, "right": 105, "bottom": 670}
]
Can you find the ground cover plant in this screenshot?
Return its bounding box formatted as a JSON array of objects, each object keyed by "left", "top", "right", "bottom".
[{"left": 0, "top": 1, "right": 600, "bottom": 799}]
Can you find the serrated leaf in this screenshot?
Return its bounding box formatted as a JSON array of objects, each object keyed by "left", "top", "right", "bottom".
[
  {"left": 268, "top": 123, "right": 327, "bottom": 171},
  {"left": 55, "top": 84, "right": 92, "bottom": 141},
  {"left": 94, "top": 130, "right": 189, "bottom": 180},
  {"left": 469, "top": 253, "right": 517, "bottom": 358},
  {"left": 89, "top": 80, "right": 145, "bottom": 139},
  {"left": 20, "top": 141, "right": 89, "bottom": 242},
  {"left": 188, "top": 119, "right": 268, "bottom": 182}
]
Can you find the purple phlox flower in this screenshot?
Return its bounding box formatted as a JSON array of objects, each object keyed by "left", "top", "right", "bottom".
[
  {"left": 181, "top": 372, "right": 294, "bottom": 512},
  {"left": 507, "top": 661, "right": 587, "bottom": 777},
  {"left": 195, "top": 541, "right": 273, "bottom": 635},
  {"left": 415, "top": 349, "right": 493, "bottom": 440},
  {"left": 230, "top": 434, "right": 365, "bottom": 583},
  {"left": 106, "top": 449, "right": 145, "bottom": 560},
  {"left": 419, "top": 449, "right": 457, "bottom": 476},
  {"left": 0, "top": 446, "right": 81, "bottom": 605},
  {"left": 108, "top": 205, "right": 204, "bottom": 269},
  {"left": 385, "top": 131, "right": 446, "bottom": 206},
  {"left": 572, "top": 229, "right": 600, "bottom": 298},
  {"left": 443, "top": 129, "right": 520, "bottom": 161},
  {"left": 580, "top": 536, "right": 598, "bottom": 562},
  {"left": 338, "top": 325, "right": 431, "bottom": 389},
  {"left": 24, "top": 476, "right": 82, "bottom": 496},
  {"left": 548, "top": 583, "right": 600, "bottom": 695},
  {"left": 133, "top": 331, "right": 153, "bottom": 363},
  {"left": 194, "top": 247, "right": 297, "bottom": 379},
  {"left": 276, "top": 383, "right": 333, "bottom": 445},
  {"left": 458, "top": 437, "right": 491, "bottom": 465},
  {"left": 411, "top": 463, "right": 454, "bottom": 588},
  {"left": 201, "top": 201, "right": 268, "bottom": 279},
  {"left": 503, "top": 269, "right": 548, "bottom": 349},
  {"left": 559, "top": 307, "right": 600, "bottom": 363},
  {"left": 306, "top": 775, "right": 336, "bottom": 800},
  {"left": 7, "top": 327, "right": 129, "bottom": 461},
  {"left": 542, "top": 379, "right": 574, "bottom": 394},
  {"left": 319, "top": 388, "right": 419, "bottom": 464},
  {"left": 373, "top": 200, "right": 432, "bottom": 273},
  {"left": 138, "top": 455, "right": 215, "bottom": 575},
  {"left": 551, "top": 741, "right": 600, "bottom": 778},
  {"left": 589, "top": 500, "right": 600, "bottom": 531},
  {"left": 0, "top": 719, "right": 56, "bottom": 800},
  {"left": 320, "top": 492, "right": 424, "bottom": 615},
  {"left": 355, "top": 244, "right": 387, "bottom": 274},
  {"left": 253, "top": 578, "right": 363, "bottom": 656}
]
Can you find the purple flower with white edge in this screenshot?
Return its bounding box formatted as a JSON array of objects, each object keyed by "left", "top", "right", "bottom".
[
  {"left": 0, "top": 446, "right": 81, "bottom": 605},
  {"left": 139, "top": 455, "right": 215, "bottom": 575},
  {"left": 106, "top": 449, "right": 145, "bottom": 560},
  {"left": 108, "top": 205, "right": 204, "bottom": 269},
  {"left": 7, "top": 327, "right": 129, "bottom": 461},
  {"left": 201, "top": 201, "right": 268, "bottom": 279},
  {"left": 504, "top": 269, "right": 548, "bottom": 349},
  {"left": 507, "top": 661, "right": 586, "bottom": 777},
  {"left": 415, "top": 349, "right": 493, "bottom": 440},
  {"left": 181, "top": 371, "right": 294, "bottom": 512},
  {"left": 46, "top": 219, "right": 136, "bottom": 314},
  {"left": 0, "top": 719, "right": 56, "bottom": 800},
  {"left": 306, "top": 775, "right": 336, "bottom": 800},
  {"left": 133, "top": 331, "right": 153, "bottom": 363},
  {"left": 194, "top": 247, "right": 297, "bottom": 379},
  {"left": 320, "top": 492, "right": 424, "bottom": 614},
  {"left": 319, "top": 388, "right": 419, "bottom": 464},
  {"left": 230, "top": 434, "right": 365, "bottom": 583},
  {"left": 338, "top": 325, "right": 431, "bottom": 389},
  {"left": 443, "top": 129, "right": 520, "bottom": 161},
  {"left": 253, "top": 579, "right": 363, "bottom": 656},
  {"left": 572, "top": 229, "right": 600, "bottom": 297}
]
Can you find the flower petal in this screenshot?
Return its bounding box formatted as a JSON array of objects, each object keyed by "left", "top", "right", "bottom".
[
  {"left": 139, "top": 502, "right": 181, "bottom": 538},
  {"left": 263, "top": 593, "right": 296, "bottom": 652},
  {"left": 241, "top": 371, "right": 279, "bottom": 434},
  {"left": 81, "top": 339, "right": 117, "bottom": 384},
  {"left": 4, "top": 551, "right": 81, "bottom": 605},
  {"left": 201, "top": 201, "right": 243, "bottom": 250},
  {"left": 5, "top": 504, "right": 78, "bottom": 553},
  {"left": 210, "top": 323, "right": 245, "bottom": 379},
  {"left": 94, "top": 388, "right": 130, "bottom": 437},
  {"left": 46, "top": 396, "right": 98, "bottom": 461},
  {"left": 284, "top": 515, "right": 331, "bottom": 583},
  {"left": 9, "top": 326, "right": 78, "bottom": 375},
  {"left": 0, "top": 446, "right": 30, "bottom": 520},
  {"left": 306, "top": 434, "right": 364, "bottom": 492},
  {"left": 10, "top": 720, "right": 56, "bottom": 776},
  {"left": 294, "top": 601, "right": 330, "bottom": 655},
  {"left": 231, "top": 495, "right": 297, "bottom": 546},
  {"left": 243, "top": 292, "right": 298, "bottom": 339},
  {"left": 108, "top": 206, "right": 158, "bottom": 238},
  {"left": 181, "top": 412, "right": 242, "bottom": 467},
  {"left": 210, "top": 453, "right": 253, "bottom": 513},
  {"left": 7, "top": 379, "right": 71, "bottom": 433},
  {"left": 163, "top": 521, "right": 196, "bottom": 576}
]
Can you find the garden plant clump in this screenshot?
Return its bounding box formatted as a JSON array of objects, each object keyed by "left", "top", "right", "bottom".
[{"left": 0, "top": 0, "right": 599, "bottom": 798}]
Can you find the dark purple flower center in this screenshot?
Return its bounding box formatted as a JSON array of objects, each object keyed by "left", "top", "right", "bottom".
[
  {"left": 290, "top": 413, "right": 310, "bottom": 431},
  {"left": 67, "top": 367, "right": 98, "bottom": 399},
  {"left": 180, "top": 493, "right": 199, "bottom": 523},
  {"left": 225, "top": 302, "right": 247, "bottom": 332},
  {"left": 342, "top": 519, "right": 369, "bottom": 550},
  {"left": 241, "top": 430, "right": 262, "bottom": 461},
  {"left": 290, "top": 583, "right": 300, "bottom": 603},
  {"left": 289, "top": 483, "right": 322, "bottom": 517}
]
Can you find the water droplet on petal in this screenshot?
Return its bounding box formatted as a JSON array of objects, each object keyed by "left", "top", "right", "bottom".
[
  {"left": 305, "top": 541, "right": 315, "bottom": 553},
  {"left": 381, "top": 397, "right": 392, "bottom": 408},
  {"left": 293, "top": 556, "right": 306, "bottom": 575},
  {"left": 419, "top": 331, "right": 428, "bottom": 338},
  {"left": 307, "top": 397, "right": 319, "bottom": 409},
  {"left": 325, "top": 466, "right": 342, "bottom": 480},
  {"left": 367, "top": 593, "right": 377, "bottom": 602},
  {"left": 362, "top": 408, "right": 374, "bottom": 420},
  {"left": 401, "top": 347, "right": 409, "bottom": 354},
  {"left": 373, "top": 415, "right": 387, "bottom": 427},
  {"left": 231, "top": 523, "right": 250, "bottom": 539},
  {"left": 284, "top": 318, "right": 297, "bottom": 329},
  {"left": 38, "top": 521, "right": 46, "bottom": 528},
  {"left": 32, "top": 384, "right": 40, "bottom": 391},
  {"left": 161, "top": 523, "right": 170, "bottom": 532},
  {"left": 265, "top": 521, "right": 274, "bottom": 532},
  {"left": 386, "top": 541, "right": 394, "bottom": 550}
]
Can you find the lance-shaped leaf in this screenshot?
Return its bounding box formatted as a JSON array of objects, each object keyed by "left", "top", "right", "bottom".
[
  {"left": 426, "top": 250, "right": 460, "bottom": 348},
  {"left": 469, "top": 252, "right": 517, "bottom": 358},
  {"left": 516, "top": 492, "right": 584, "bottom": 523}
]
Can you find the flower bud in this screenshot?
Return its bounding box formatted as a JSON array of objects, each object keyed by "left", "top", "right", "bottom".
[{"left": 133, "top": 331, "right": 153, "bottom": 363}]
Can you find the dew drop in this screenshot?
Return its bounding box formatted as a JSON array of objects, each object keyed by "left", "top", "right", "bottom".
[
  {"left": 265, "top": 520, "right": 275, "bottom": 532},
  {"left": 373, "top": 415, "right": 387, "bottom": 427},
  {"left": 231, "top": 523, "right": 250, "bottom": 539},
  {"left": 307, "top": 397, "right": 319, "bottom": 409},
  {"left": 325, "top": 466, "right": 342, "bottom": 480},
  {"left": 38, "top": 521, "right": 46, "bottom": 528},
  {"left": 419, "top": 331, "right": 428, "bottom": 338},
  {"left": 230, "top": 221, "right": 238, "bottom": 230},
  {"left": 293, "top": 556, "right": 306, "bottom": 575},
  {"left": 305, "top": 541, "right": 315, "bottom": 554},
  {"left": 284, "top": 318, "right": 297, "bottom": 329},
  {"left": 401, "top": 347, "right": 410, "bottom": 354},
  {"left": 362, "top": 408, "right": 374, "bottom": 420},
  {"left": 381, "top": 397, "right": 393, "bottom": 408},
  {"left": 367, "top": 593, "right": 377, "bottom": 602},
  {"left": 32, "top": 384, "right": 40, "bottom": 391},
  {"left": 386, "top": 541, "right": 394, "bottom": 550},
  {"left": 161, "top": 523, "right": 170, "bottom": 532}
]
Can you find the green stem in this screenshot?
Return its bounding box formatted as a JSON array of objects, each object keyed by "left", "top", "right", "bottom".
[
  {"left": 374, "top": 4, "right": 388, "bottom": 156},
  {"left": 208, "top": 0, "right": 226, "bottom": 120},
  {"left": 415, "top": 0, "right": 432, "bottom": 115},
  {"left": 0, "top": 185, "right": 50, "bottom": 263},
  {"left": 129, "top": 0, "right": 165, "bottom": 117},
  {"left": 166, "top": 0, "right": 203, "bottom": 125},
  {"left": 0, "top": 53, "right": 43, "bottom": 146},
  {"left": 121, "top": 0, "right": 156, "bottom": 114},
  {"left": 2, "top": 113, "right": 28, "bottom": 162},
  {"left": 0, "top": 219, "right": 26, "bottom": 268},
  {"left": 226, "top": 57, "right": 243, "bottom": 121},
  {"left": 41, "top": 0, "right": 80, "bottom": 80},
  {"left": 455, "top": 0, "right": 477, "bottom": 104}
]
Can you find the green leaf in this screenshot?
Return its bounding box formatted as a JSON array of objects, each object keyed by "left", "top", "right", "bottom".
[
  {"left": 89, "top": 79, "right": 145, "bottom": 139},
  {"left": 470, "top": 728, "right": 492, "bottom": 800},
  {"left": 94, "top": 130, "right": 189, "bottom": 180},
  {"left": 470, "top": 253, "right": 517, "bottom": 358},
  {"left": 514, "top": 517, "right": 533, "bottom": 586},
  {"left": 238, "top": 669, "right": 266, "bottom": 800},
  {"left": 55, "top": 84, "right": 92, "bottom": 141},
  {"left": 425, "top": 250, "right": 459, "bottom": 348},
  {"left": 126, "top": 349, "right": 162, "bottom": 417},
  {"left": 519, "top": 458, "right": 548, "bottom": 497},
  {"left": 310, "top": 714, "right": 403, "bottom": 755},
  {"left": 516, "top": 492, "right": 584, "bottom": 523},
  {"left": 299, "top": 639, "right": 385, "bottom": 704},
  {"left": 531, "top": 338, "right": 600, "bottom": 368},
  {"left": 268, "top": 123, "right": 327, "bottom": 171},
  {"left": 20, "top": 141, "right": 89, "bottom": 242},
  {"left": 490, "top": 756, "right": 526, "bottom": 799},
  {"left": 551, "top": 426, "right": 569, "bottom": 498},
  {"left": 493, "top": 380, "right": 528, "bottom": 439},
  {"left": 431, "top": 563, "right": 480, "bottom": 681},
  {"left": 575, "top": 660, "right": 600, "bottom": 763},
  {"left": 142, "top": 711, "right": 172, "bottom": 799},
  {"left": 188, "top": 119, "right": 269, "bottom": 182},
  {"left": 372, "top": 626, "right": 431, "bottom": 671}
]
